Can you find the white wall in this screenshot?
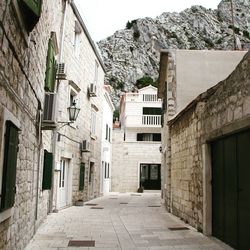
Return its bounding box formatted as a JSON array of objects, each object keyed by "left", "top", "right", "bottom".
[{"left": 176, "top": 50, "right": 246, "bottom": 113}]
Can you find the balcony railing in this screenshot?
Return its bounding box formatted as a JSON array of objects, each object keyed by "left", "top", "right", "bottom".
[
  {"left": 142, "top": 115, "right": 161, "bottom": 126},
  {"left": 125, "top": 115, "right": 161, "bottom": 127}
]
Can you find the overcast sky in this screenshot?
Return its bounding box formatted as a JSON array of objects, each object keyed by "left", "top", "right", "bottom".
[{"left": 74, "top": 0, "right": 222, "bottom": 41}]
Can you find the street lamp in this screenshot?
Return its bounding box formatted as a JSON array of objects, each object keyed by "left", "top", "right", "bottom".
[
  {"left": 68, "top": 100, "right": 80, "bottom": 122},
  {"left": 58, "top": 100, "right": 80, "bottom": 127}
]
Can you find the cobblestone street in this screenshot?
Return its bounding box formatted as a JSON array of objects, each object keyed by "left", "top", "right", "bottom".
[{"left": 25, "top": 193, "right": 232, "bottom": 250}]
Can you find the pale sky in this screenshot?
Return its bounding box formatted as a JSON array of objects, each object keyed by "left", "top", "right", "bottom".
[{"left": 75, "top": 0, "right": 222, "bottom": 41}]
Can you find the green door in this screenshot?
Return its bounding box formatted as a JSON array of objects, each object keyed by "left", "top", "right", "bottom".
[
  {"left": 237, "top": 130, "right": 250, "bottom": 250},
  {"left": 212, "top": 129, "right": 250, "bottom": 250}
]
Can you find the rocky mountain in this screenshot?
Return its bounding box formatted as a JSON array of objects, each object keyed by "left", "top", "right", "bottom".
[{"left": 97, "top": 0, "right": 250, "bottom": 107}]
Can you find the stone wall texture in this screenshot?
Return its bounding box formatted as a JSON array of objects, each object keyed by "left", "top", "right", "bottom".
[
  {"left": 0, "top": 1, "right": 63, "bottom": 249},
  {"left": 166, "top": 50, "right": 250, "bottom": 230},
  {"left": 112, "top": 129, "right": 161, "bottom": 192}
]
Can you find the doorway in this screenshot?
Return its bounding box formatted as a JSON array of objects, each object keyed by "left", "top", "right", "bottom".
[
  {"left": 211, "top": 129, "right": 250, "bottom": 249},
  {"left": 140, "top": 164, "right": 161, "bottom": 190},
  {"left": 89, "top": 162, "right": 94, "bottom": 198},
  {"left": 57, "top": 158, "right": 69, "bottom": 209}
]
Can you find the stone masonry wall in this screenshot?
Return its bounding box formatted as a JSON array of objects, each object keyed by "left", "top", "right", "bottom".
[
  {"left": 168, "top": 50, "right": 250, "bottom": 231},
  {"left": 169, "top": 103, "right": 204, "bottom": 229},
  {"left": 0, "top": 0, "right": 62, "bottom": 249},
  {"left": 52, "top": 3, "right": 105, "bottom": 208},
  {"left": 112, "top": 128, "right": 161, "bottom": 192}
]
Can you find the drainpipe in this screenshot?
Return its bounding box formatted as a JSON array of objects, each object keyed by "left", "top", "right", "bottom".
[
  {"left": 34, "top": 107, "right": 42, "bottom": 230},
  {"left": 49, "top": 0, "right": 69, "bottom": 213}
]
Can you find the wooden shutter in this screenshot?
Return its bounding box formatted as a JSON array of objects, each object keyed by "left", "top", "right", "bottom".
[
  {"left": 17, "top": 0, "right": 42, "bottom": 32},
  {"left": 42, "top": 150, "right": 53, "bottom": 190},
  {"left": 22, "top": 0, "right": 41, "bottom": 16},
  {"left": 79, "top": 163, "right": 85, "bottom": 191},
  {"left": 0, "top": 121, "right": 19, "bottom": 211},
  {"left": 45, "top": 39, "right": 57, "bottom": 92}
]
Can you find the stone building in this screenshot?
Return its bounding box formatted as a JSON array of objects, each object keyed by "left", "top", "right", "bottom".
[
  {"left": 0, "top": 0, "right": 110, "bottom": 249},
  {"left": 49, "top": 1, "right": 106, "bottom": 211},
  {"left": 158, "top": 49, "right": 250, "bottom": 249},
  {"left": 112, "top": 86, "right": 162, "bottom": 192},
  {"left": 101, "top": 85, "right": 115, "bottom": 194},
  {"left": 0, "top": 0, "right": 63, "bottom": 249}
]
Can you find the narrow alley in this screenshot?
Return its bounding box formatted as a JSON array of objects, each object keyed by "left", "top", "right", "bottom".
[{"left": 25, "top": 193, "right": 231, "bottom": 250}]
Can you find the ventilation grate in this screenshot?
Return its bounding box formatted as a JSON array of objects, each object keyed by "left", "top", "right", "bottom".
[
  {"left": 90, "top": 206, "right": 104, "bottom": 209},
  {"left": 120, "top": 202, "right": 128, "bottom": 204},
  {"left": 85, "top": 203, "right": 98, "bottom": 206},
  {"left": 68, "top": 240, "right": 95, "bottom": 247},
  {"left": 148, "top": 205, "right": 161, "bottom": 207}
]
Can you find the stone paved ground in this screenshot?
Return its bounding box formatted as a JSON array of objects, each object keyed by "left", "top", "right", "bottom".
[{"left": 25, "top": 193, "right": 232, "bottom": 250}]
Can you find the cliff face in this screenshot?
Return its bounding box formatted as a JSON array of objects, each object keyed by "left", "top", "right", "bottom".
[{"left": 97, "top": 0, "right": 250, "bottom": 106}]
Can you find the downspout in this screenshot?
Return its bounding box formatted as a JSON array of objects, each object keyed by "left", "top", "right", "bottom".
[
  {"left": 49, "top": 0, "right": 69, "bottom": 213},
  {"left": 34, "top": 107, "right": 42, "bottom": 230}
]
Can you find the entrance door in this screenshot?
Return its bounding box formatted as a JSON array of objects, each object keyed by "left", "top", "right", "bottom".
[
  {"left": 140, "top": 164, "right": 161, "bottom": 190},
  {"left": 211, "top": 129, "right": 250, "bottom": 250},
  {"left": 58, "top": 159, "right": 68, "bottom": 208},
  {"left": 89, "top": 162, "right": 94, "bottom": 198}
]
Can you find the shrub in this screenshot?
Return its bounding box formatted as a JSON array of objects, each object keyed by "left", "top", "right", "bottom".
[
  {"left": 216, "top": 38, "right": 223, "bottom": 44},
  {"left": 228, "top": 25, "right": 241, "bottom": 35},
  {"left": 133, "top": 30, "right": 140, "bottom": 40},
  {"left": 126, "top": 19, "right": 137, "bottom": 29},
  {"left": 135, "top": 76, "right": 157, "bottom": 89},
  {"left": 243, "top": 30, "right": 250, "bottom": 39}
]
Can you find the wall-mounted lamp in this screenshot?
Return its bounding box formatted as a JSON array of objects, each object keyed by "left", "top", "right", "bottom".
[
  {"left": 159, "top": 146, "right": 162, "bottom": 153},
  {"left": 68, "top": 100, "right": 80, "bottom": 122},
  {"left": 58, "top": 100, "right": 80, "bottom": 128}
]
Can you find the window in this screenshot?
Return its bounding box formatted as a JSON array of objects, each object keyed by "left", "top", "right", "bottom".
[
  {"left": 17, "top": 0, "right": 42, "bottom": 32},
  {"left": 137, "top": 133, "right": 161, "bottom": 142},
  {"left": 108, "top": 127, "right": 111, "bottom": 142},
  {"left": 105, "top": 125, "right": 111, "bottom": 142},
  {"left": 104, "top": 162, "right": 110, "bottom": 178},
  {"left": 91, "top": 110, "right": 96, "bottom": 136},
  {"left": 45, "top": 38, "right": 57, "bottom": 92},
  {"left": 42, "top": 150, "right": 53, "bottom": 190},
  {"left": 143, "top": 107, "right": 161, "bottom": 115},
  {"left": 105, "top": 124, "right": 108, "bottom": 140},
  {"left": 89, "top": 162, "right": 94, "bottom": 183},
  {"left": 69, "top": 89, "right": 77, "bottom": 106},
  {"left": 0, "top": 121, "right": 19, "bottom": 212},
  {"left": 74, "top": 21, "right": 81, "bottom": 57},
  {"left": 79, "top": 163, "right": 85, "bottom": 191},
  {"left": 94, "top": 60, "right": 99, "bottom": 84}
]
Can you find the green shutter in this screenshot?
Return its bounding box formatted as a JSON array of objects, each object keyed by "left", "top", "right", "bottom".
[
  {"left": 79, "top": 163, "right": 85, "bottom": 191},
  {"left": 17, "top": 0, "right": 42, "bottom": 32},
  {"left": 42, "top": 150, "right": 53, "bottom": 190},
  {"left": 45, "top": 39, "right": 57, "bottom": 92},
  {"left": 22, "top": 0, "right": 41, "bottom": 17},
  {"left": 0, "top": 121, "right": 19, "bottom": 211}
]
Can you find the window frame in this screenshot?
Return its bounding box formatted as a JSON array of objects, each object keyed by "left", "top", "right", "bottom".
[
  {"left": 0, "top": 109, "right": 20, "bottom": 222},
  {"left": 73, "top": 21, "right": 82, "bottom": 58}
]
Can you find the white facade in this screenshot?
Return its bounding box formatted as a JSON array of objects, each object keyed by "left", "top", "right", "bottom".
[
  {"left": 112, "top": 85, "right": 162, "bottom": 192},
  {"left": 101, "top": 86, "right": 115, "bottom": 194}
]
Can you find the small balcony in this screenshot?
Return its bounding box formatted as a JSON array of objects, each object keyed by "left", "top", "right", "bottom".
[{"left": 125, "top": 115, "right": 161, "bottom": 127}]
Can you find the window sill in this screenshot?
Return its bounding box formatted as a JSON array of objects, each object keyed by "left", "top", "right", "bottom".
[
  {"left": 0, "top": 208, "right": 13, "bottom": 223},
  {"left": 91, "top": 134, "right": 97, "bottom": 140}
]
